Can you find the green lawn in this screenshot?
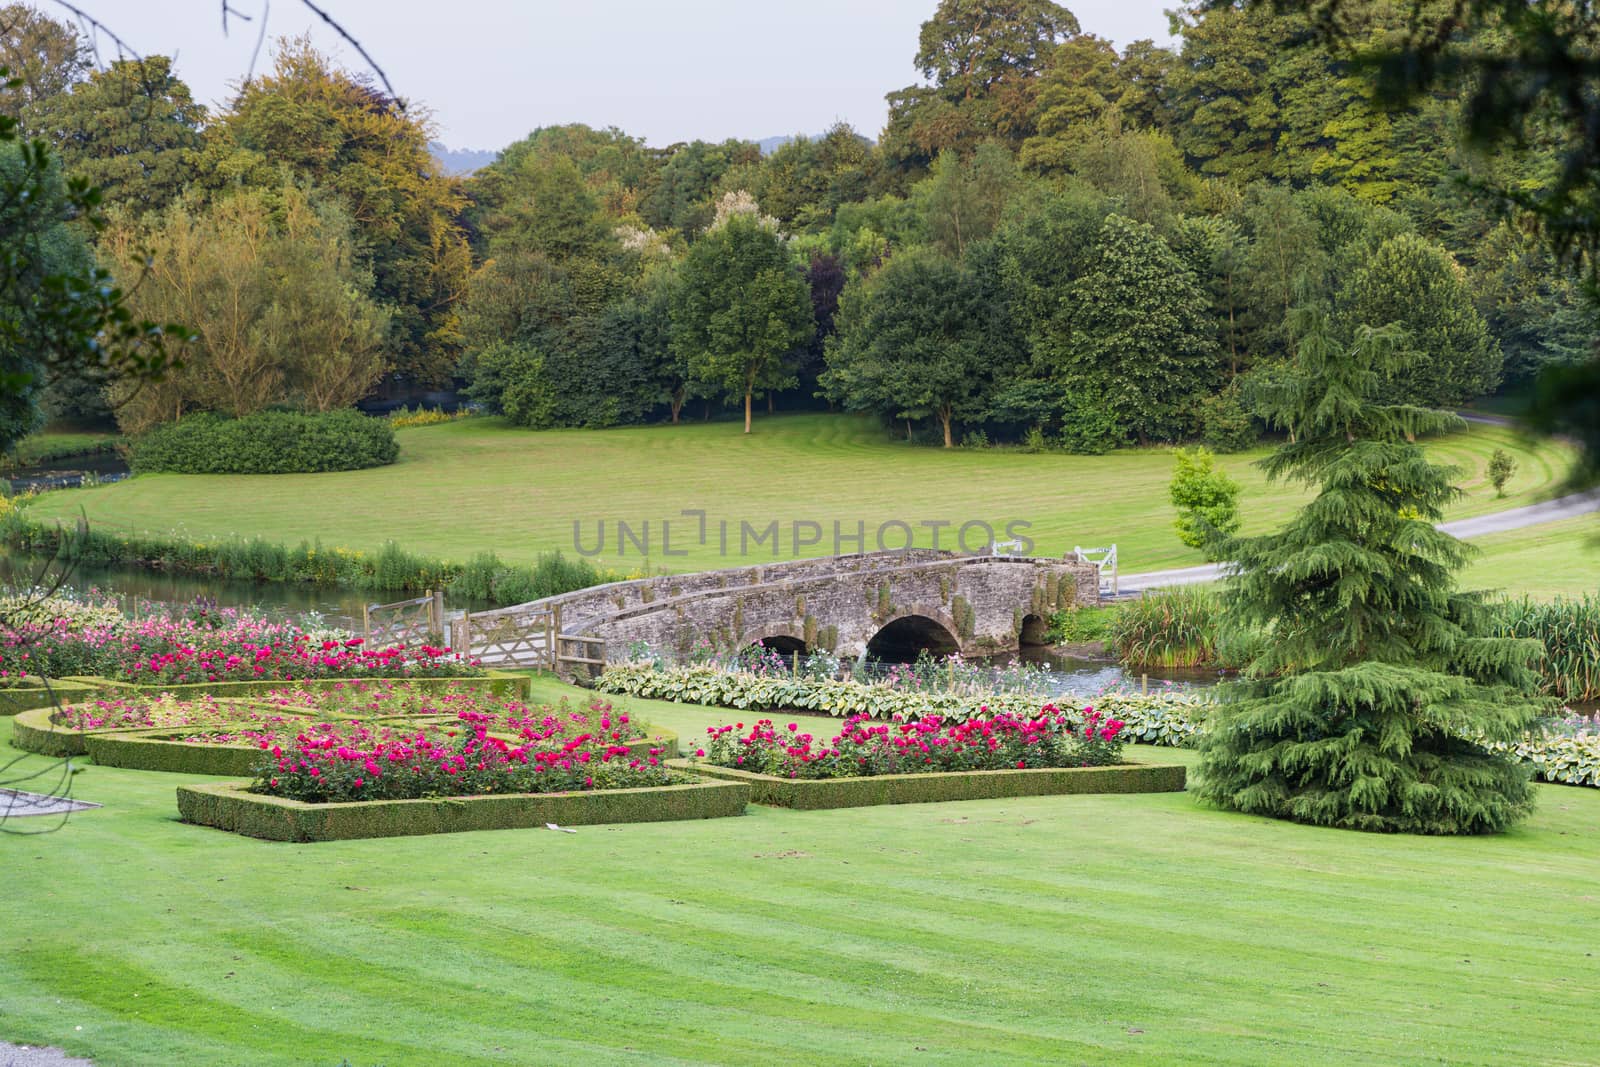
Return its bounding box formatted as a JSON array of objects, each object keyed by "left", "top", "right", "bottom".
[
  {"left": 21, "top": 413, "right": 1578, "bottom": 578},
  {"left": 4, "top": 677, "right": 1600, "bottom": 1066},
  {"left": 1464, "top": 516, "right": 1600, "bottom": 599},
  {"left": 3, "top": 429, "right": 118, "bottom": 467}
]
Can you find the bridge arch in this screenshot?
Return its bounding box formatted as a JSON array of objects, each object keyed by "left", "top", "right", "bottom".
[
  {"left": 752, "top": 634, "right": 808, "bottom": 655},
  {"left": 865, "top": 612, "right": 961, "bottom": 663},
  {"left": 1019, "top": 612, "right": 1050, "bottom": 646}
]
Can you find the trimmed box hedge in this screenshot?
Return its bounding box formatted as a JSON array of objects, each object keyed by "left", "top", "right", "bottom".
[
  {"left": 1, "top": 671, "right": 527, "bottom": 717},
  {"left": 11, "top": 707, "right": 88, "bottom": 757},
  {"left": 0, "top": 678, "right": 130, "bottom": 717},
  {"left": 176, "top": 777, "right": 752, "bottom": 841},
  {"left": 85, "top": 731, "right": 282, "bottom": 777},
  {"left": 9, "top": 700, "right": 309, "bottom": 759},
  {"left": 84, "top": 722, "right": 681, "bottom": 778},
  {"left": 676, "top": 758, "right": 1187, "bottom": 810}
]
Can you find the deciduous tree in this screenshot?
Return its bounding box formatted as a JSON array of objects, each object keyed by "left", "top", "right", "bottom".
[{"left": 671, "top": 214, "right": 812, "bottom": 433}]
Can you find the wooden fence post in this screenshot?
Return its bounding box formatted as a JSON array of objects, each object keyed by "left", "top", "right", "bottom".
[{"left": 552, "top": 604, "right": 563, "bottom": 671}]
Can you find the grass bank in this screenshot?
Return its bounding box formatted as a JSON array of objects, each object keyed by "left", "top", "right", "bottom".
[
  {"left": 20, "top": 414, "right": 1579, "bottom": 579},
  {"left": 3, "top": 679, "right": 1599, "bottom": 1065},
  {"left": 1463, "top": 515, "right": 1600, "bottom": 599}
]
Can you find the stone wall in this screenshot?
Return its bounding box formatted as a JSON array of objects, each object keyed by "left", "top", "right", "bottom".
[{"left": 548, "top": 553, "right": 1099, "bottom": 665}]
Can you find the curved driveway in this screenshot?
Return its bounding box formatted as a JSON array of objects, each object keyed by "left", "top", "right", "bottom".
[{"left": 1118, "top": 488, "right": 1600, "bottom": 594}]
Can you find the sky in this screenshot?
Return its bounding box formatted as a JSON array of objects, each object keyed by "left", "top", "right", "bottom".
[{"left": 67, "top": 0, "right": 1177, "bottom": 150}]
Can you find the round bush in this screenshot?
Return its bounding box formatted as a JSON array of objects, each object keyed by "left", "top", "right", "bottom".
[{"left": 130, "top": 410, "right": 398, "bottom": 474}]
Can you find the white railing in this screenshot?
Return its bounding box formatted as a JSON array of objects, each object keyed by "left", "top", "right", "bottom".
[{"left": 1073, "top": 544, "right": 1118, "bottom": 598}]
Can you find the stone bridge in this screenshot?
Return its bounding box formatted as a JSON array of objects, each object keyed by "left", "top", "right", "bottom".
[{"left": 490, "top": 551, "right": 1099, "bottom": 672}]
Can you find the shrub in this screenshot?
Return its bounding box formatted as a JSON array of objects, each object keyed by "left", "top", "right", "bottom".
[
  {"left": 1108, "top": 587, "right": 1231, "bottom": 668},
  {"left": 593, "top": 662, "right": 1210, "bottom": 737},
  {"left": 253, "top": 709, "right": 678, "bottom": 803},
  {"left": 447, "top": 550, "right": 607, "bottom": 604},
  {"left": 694, "top": 708, "right": 1127, "bottom": 779},
  {"left": 0, "top": 602, "right": 483, "bottom": 683},
  {"left": 1046, "top": 604, "right": 1118, "bottom": 644},
  {"left": 1169, "top": 447, "right": 1241, "bottom": 558},
  {"left": 1488, "top": 447, "right": 1517, "bottom": 496},
  {"left": 387, "top": 405, "right": 472, "bottom": 429},
  {"left": 130, "top": 409, "right": 398, "bottom": 474},
  {"left": 1197, "top": 381, "right": 1257, "bottom": 452}
]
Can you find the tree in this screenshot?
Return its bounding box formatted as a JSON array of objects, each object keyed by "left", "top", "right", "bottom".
[
  {"left": 0, "top": 4, "right": 85, "bottom": 122},
  {"left": 1169, "top": 446, "right": 1241, "bottom": 556},
  {"left": 0, "top": 138, "right": 89, "bottom": 445},
  {"left": 24, "top": 55, "right": 204, "bottom": 216},
  {"left": 1339, "top": 232, "right": 1501, "bottom": 407},
  {"left": 642, "top": 138, "right": 761, "bottom": 237},
  {"left": 1215, "top": 0, "right": 1600, "bottom": 487},
  {"left": 1196, "top": 310, "right": 1543, "bottom": 834},
  {"left": 204, "top": 37, "right": 470, "bottom": 385},
  {"left": 1045, "top": 213, "right": 1220, "bottom": 444},
  {"left": 1021, "top": 33, "right": 1123, "bottom": 161},
  {"left": 671, "top": 214, "right": 812, "bottom": 433},
  {"left": 821, "top": 249, "right": 996, "bottom": 447},
  {"left": 883, "top": 0, "right": 1080, "bottom": 168},
  {"left": 912, "top": 143, "right": 1019, "bottom": 259},
  {"left": 469, "top": 151, "right": 610, "bottom": 262},
  {"left": 488, "top": 123, "right": 658, "bottom": 220},
  {"left": 101, "top": 186, "right": 386, "bottom": 431},
  {"left": 1171, "top": 214, "right": 1249, "bottom": 375},
  {"left": 1472, "top": 222, "right": 1597, "bottom": 387},
  {"left": 749, "top": 123, "right": 877, "bottom": 233},
  {"left": 1235, "top": 184, "right": 1325, "bottom": 360},
  {"left": 1487, "top": 448, "right": 1516, "bottom": 497},
  {"left": 0, "top": 65, "right": 183, "bottom": 453}
]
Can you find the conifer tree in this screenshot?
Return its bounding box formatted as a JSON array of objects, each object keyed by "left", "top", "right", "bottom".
[{"left": 1196, "top": 310, "right": 1546, "bottom": 834}]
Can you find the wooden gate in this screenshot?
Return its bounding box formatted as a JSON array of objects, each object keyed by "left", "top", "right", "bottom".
[
  {"left": 448, "top": 604, "right": 607, "bottom": 674},
  {"left": 451, "top": 604, "right": 559, "bottom": 668},
  {"left": 363, "top": 590, "right": 445, "bottom": 649}
]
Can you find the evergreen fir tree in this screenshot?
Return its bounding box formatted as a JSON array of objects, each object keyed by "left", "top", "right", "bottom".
[{"left": 1196, "top": 310, "right": 1546, "bottom": 835}]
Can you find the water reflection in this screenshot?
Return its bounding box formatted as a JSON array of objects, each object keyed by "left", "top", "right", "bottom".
[{"left": 0, "top": 555, "right": 493, "bottom": 630}]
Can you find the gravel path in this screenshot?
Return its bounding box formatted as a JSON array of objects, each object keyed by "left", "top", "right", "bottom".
[
  {"left": 1117, "top": 488, "right": 1600, "bottom": 594},
  {"left": 0, "top": 1042, "right": 93, "bottom": 1067}
]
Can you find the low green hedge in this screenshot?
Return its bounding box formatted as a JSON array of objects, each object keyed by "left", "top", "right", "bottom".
[
  {"left": 83, "top": 721, "right": 682, "bottom": 780},
  {"left": 1, "top": 671, "right": 529, "bottom": 721},
  {"left": 86, "top": 730, "right": 285, "bottom": 777},
  {"left": 176, "top": 777, "right": 752, "bottom": 841},
  {"left": 679, "top": 758, "right": 1186, "bottom": 810},
  {"left": 0, "top": 678, "right": 124, "bottom": 716},
  {"left": 11, "top": 707, "right": 87, "bottom": 757},
  {"left": 9, "top": 699, "right": 300, "bottom": 758},
  {"left": 130, "top": 410, "right": 398, "bottom": 474}
]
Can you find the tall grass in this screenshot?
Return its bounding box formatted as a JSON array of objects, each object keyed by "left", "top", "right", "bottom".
[
  {"left": 1107, "top": 587, "right": 1227, "bottom": 668},
  {"left": 0, "top": 509, "right": 614, "bottom": 608},
  {"left": 1493, "top": 594, "right": 1600, "bottom": 702}
]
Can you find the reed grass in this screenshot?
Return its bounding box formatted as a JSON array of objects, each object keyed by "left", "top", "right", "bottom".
[
  {"left": 1108, "top": 587, "right": 1226, "bottom": 668},
  {"left": 1493, "top": 594, "right": 1600, "bottom": 702}
]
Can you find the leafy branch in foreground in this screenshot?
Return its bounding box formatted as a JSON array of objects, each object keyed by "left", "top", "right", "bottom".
[{"left": 0, "top": 62, "right": 189, "bottom": 454}]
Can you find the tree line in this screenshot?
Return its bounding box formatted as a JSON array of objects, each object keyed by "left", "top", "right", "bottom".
[{"left": 1, "top": 0, "right": 1594, "bottom": 449}]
